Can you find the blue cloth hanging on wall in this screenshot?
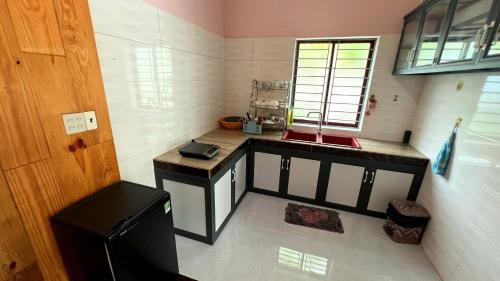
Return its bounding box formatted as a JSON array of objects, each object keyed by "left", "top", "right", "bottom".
[{"left": 432, "top": 126, "right": 457, "bottom": 175}]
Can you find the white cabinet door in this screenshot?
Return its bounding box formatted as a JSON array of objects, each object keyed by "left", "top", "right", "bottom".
[
  {"left": 253, "top": 152, "right": 282, "bottom": 192},
  {"left": 214, "top": 169, "right": 232, "bottom": 231},
  {"left": 287, "top": 157, "right": 321, "bottom": 199},
  {"left": 163, "top": 180, "right": 206, "bottom": 236},
  {"left": 234, "top": 154, "right": 247, "bottom": 204},
  {"left": 326, "top": 163, "right": 365, "bottom": 207},
  {"left": 367, "top": 170, "right": 414, "bottom": 213}
]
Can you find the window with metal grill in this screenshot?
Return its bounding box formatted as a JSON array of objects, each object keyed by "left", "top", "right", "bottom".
[{"left": 291, "top": 39, "right": 376, "bottom": 129}]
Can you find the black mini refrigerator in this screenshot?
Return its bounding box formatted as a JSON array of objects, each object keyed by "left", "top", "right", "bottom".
[{"left": 51, "top": 181, "right": 179, "bottom": 281}]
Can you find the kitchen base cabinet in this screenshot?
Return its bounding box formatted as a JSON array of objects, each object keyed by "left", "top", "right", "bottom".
[
  {"left": 325, "top": 163, "right": 366, "bottom": 207},
  {"left": 162, "top": 180, "right": 207, "bottom": 237},
  {"left": 253, "top": 151, "right": 282, "bottom": 193},
  {"left": 234, "top": 154, "right": 247, "bottom": 205},
  {"left": 286, "top": 157, "right": 321, "bottom": 199},
  {"left": 249, "top": 147, "right": 425, "bottom": 219},
  {"left": 155, "top": 149, "right": 249, "bottom": 245},
  {"left": 214, "top": 169, "right": 232, "bottom": 231},
  {"left": 155, "top": 136, "right": 428, "bottom": 245},
  {"left": 367, "top": 170, "right": 415, "bottom": 213}
]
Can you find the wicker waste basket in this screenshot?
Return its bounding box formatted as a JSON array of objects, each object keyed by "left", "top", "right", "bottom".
[{"left": 383, "top": 199, "right": 430, "bottom": 245}]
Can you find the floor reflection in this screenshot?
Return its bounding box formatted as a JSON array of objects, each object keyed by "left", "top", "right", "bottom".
[{"left": 278, "top": 246, "right": 328, "bottom": 276}]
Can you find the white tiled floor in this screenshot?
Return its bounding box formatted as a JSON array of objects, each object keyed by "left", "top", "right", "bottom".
[{"left": 175, "top": 193, "right": 441, "bottom": 281}]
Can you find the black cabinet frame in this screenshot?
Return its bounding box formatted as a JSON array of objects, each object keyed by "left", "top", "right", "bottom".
[
  {"left": 154, "top": 144, "right": 249, "bottom": 245},
  {"left": 393, "top": 0, "right": 500, "bottom": 75},
  {"left": 248, "top": 145, "right": 427, "bottom": 219},
  {"left": 156, "top": 141, "right": 427, "bottom": 245}
]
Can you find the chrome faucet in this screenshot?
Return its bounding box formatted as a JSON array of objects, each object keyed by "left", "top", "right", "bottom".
[{"left": 307, "top": 111, "right": 323, "bottom": 134}]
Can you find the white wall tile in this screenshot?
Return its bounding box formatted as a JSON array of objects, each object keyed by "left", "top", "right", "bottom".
[
  {"left": 225, "top": 38, "right": 253, "bottom": 61},
  {"left": 226, "top": 60, "right": 253, "bottom": 81},
  {"left": 224, "top": 37, "right": 296, "bottom": 117},
  {"left": 252, "top": 37, "right": 295, "bottom": 61},
  {"left": 91, "top": 1, "right": 225, "bottom": 187},
  {"left": 89, "top": 0, "right": 161, "bottom": 45},
  {"left": 95, "top": 34, "right": 164, "bottom": 83},
  {"left": 252, "top": 60, "right": 293, "bottom": 81},
  {"left": 411, "top": 72, "right": 500, "bottom": 281},
  {"left": 158, "top": 10, "right": 197, "bottom": 53},
  {"left": 195, "top": 27, "right": 225, "bottom": 59}
]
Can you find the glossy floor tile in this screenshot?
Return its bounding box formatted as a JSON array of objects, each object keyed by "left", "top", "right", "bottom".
[{"left": 175, "top": 193, "right": 441, "bottom": 281}]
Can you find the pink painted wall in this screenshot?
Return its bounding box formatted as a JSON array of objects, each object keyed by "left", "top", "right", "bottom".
[
  {"left": 144, "top": 0, "right": 225, "bottom": 36},
  {"left": 144, "top": 0, "right": 421, "bottom": 38},
  {"left": 224, "top": 0, "right": 422, "bottom": 38}
]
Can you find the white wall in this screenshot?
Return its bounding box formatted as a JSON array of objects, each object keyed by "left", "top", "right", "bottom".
[
  {"left": 411, "top": 72, "right": 500, "bottom": 281},
  {"left": 224, "top": 34, "right": 426, "bottom": 142},
  {"left": 225, "top": 37, "right": 295, "bottom": 116},
  {"left": 89, "top": 0, "right": 225, "bottom": 186}
]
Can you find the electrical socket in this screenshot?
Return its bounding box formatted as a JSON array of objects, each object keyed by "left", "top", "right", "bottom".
[{"left": 84, "top": 111, "right": 98, "bottom": 131}]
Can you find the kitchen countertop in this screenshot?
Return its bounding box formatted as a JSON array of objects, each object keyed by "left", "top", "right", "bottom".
[{"left": 154, "top": 128, "right": 428, "bottom": 178}]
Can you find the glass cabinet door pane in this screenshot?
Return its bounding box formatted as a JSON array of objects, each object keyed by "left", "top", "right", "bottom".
[
  {"left": 396, "top": 13, "right": 421, "bottom": 69},
  {"left": 414, "top": 0, "right": 451, "bottom": 67},
  {"left": 440, "top": 0, "right": 495, "bottom": 64}
]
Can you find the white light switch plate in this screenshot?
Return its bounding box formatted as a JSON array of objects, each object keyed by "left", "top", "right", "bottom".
[
  {"left": 62, "top": 113, "right": 86, "bottom": 135},
  {"left": 84, "top": 111, "right": 98, "bottom": 131}
]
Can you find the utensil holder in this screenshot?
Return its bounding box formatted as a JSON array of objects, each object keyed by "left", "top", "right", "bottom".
[{"left": 243, "top": 121, "right": 263, "bottom": 134}]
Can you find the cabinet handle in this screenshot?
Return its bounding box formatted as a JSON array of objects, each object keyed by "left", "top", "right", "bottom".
[
  {"left": 232, "top": 170, "right": 236, "bottom": 182},
  {"left": 406, "top": 49, "right": 413, "bottom": 64},
  {"left": 286, "top": 159, "right": 290, "bottom": 170},
  {"left": 492, "top": 22, "right": 499, "bottom": 46},
  {"left": 363, "top": 171, "right": 368, "bottom": 182},
  {"left": 370, "top": 171, "right": 376, "bottom": 184},
  {"left": 281, "top": 159, "right": 285, "bottom": 170},
  {"left": 479, "top": 22, "right": 495, "bottom": 49},
  {"left": 474, "top": 27, "right": 486, "bottom": 49}
]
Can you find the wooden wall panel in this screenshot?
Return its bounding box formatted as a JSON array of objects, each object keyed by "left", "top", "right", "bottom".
[
  {"left": 52, "top": 0, "right": 114, "bottom": 145},
  {"left": 5, "top": 141, "right": 120, "bottom": 281},
  {"left": 0, "top": 171, "right": 43, "bottom": 281},
  {"left": 6, "top": 0, "right": 65, "bottom": 55},
  {"left": 0, "top": 0, "right": 51, "bottom": 170},
  {"left": 20, "top": 53, "right": 94, "bottom": 157},
  {"left": 1, "top": 0, "right": 121, "bottom": 280}
]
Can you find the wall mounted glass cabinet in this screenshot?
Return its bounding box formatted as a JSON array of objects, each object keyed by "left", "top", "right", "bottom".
[{"left": 394, "top": 0, "right": 500, "bottom": 74}]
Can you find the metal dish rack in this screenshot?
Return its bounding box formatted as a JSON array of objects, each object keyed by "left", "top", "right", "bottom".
[{"left": 249, "top": 79, "right": 290, "bottom": 131}]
